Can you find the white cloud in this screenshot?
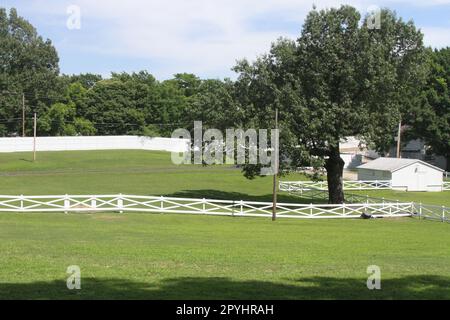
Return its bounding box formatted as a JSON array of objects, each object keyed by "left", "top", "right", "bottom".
[{"left": 55, "top": 0, "right": 366, "bottom": 76}]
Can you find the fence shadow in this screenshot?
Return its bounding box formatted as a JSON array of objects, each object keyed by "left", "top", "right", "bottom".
[
  {"left": 164, "top": 189, "right": 326, "bottom": 204},
  {"left": 1, "top": 275, "right": 449, "bottom": 300}
]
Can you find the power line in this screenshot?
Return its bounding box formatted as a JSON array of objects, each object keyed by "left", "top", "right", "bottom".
[
  {"left": 0, "top": 117, "right": 186, "bottom": 127},
  {"left": 0, "top": 117, "right": 22, "bottom": 121},
  {"left": 46, "top": 120, "right": 183, "bottom": 127}
]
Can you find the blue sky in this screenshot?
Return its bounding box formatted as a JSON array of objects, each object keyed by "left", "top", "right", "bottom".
[{"left": 2, "top": 0, "right": 449, "bottom": 80}]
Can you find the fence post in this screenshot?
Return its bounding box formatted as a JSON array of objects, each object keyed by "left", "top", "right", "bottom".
[
  {"left": 240, "top": 200, "right": 244, "bottom": 215},
  {"left": 91, "top": 196, "right": 97, "bottom": 211},
  {"left": 64, "top": 194, "right": 69, "bottom": 214},
  {"left": 20, "top": 194, "right": 24, "bottom": 212},
  {"left": 160, "top": 196, "right": 164, "bottom": 213},
  {"left": 232, "top": 200, "right": 235, "bottom": 217},
  {"left": 202, "top": 198, "right": 206, "bottom": 214},
  {"left": 418, "top": 202, "right": 422, "bottom": 220},
  {"left": 118, "top": 193, "right": 123, "bottom": 213},
  {"left": 442, "top": 206, "right": 445, "bottom": 222}
]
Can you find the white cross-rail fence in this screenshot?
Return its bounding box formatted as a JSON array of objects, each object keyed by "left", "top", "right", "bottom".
[
  {"left": 282, "top": 187, "right": 398, "bottom": 205},
  {"left": 0, "top": 194, "right": 414, "bottom": 219},
  {"left": 278, "top": 182, "right": 450, "bottom": 223},
  {"left": 279, "top": 180, "right": 392, "bottom": 192},
  {"left": 279, "top": 180, "right": 450, "bottom": 192}
]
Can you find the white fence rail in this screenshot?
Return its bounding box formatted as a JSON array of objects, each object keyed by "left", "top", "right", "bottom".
[
  {"left": 280, "top": 180, "right": 450, "bottom": 192},
  {"left": 0, "top": 194, "right": 413, "bottom": 219},
  {"left": 279, "top": 180, "right": 392, "bottom": 192},
  {"left": 443, "top": 181, "right": 450, "bottom": 191},
  {"left": 278, "top": 183, "right": 450, "bottom": 222},
  {"left": 288, "top": 189, "right": 396, "bottom": 205},
  {"left": 414, "top": 203, "right": 450, "bottom": 222}
]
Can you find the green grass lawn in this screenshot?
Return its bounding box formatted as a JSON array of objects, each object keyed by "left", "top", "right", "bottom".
[
  {"left": 1, "top": 213, "right": 449, "bottom": 299},
  {"left": 0, "top": 150, "right": 449, "bottom": 299}
]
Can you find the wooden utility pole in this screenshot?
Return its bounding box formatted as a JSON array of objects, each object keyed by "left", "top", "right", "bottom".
[
  {"left": 396, "top": 119, "right": 402, "bottom": 158},
  {"left": 272, "top": 108, "right": 279, "bottom": 221},
  {"left": 33, "top": 112, "right": 37, "bottom": 161},
  {"left": 22, "top": 93, "right": 25, "bottom": 137}
]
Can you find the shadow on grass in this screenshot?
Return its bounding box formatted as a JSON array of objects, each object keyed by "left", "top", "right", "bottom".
[
  {"left": 164, "top": 189, "right": 327, "bottom": 204},
  {"left": 1, "top": 275, "right": 449, "bottom": 300},
  {"left": 19, "top": 158, "right": 34, "bottom": 163}
]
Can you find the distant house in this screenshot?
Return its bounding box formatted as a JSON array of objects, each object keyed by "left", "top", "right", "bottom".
[
  {"left": 357, "top": 157, "right": 444, "bottom": 192},
  {"left": 339, "top": 137, "right": 378, "bottom": 169},
  {"left": 388, "top": 139, "right": 447, "bottom": 171},
  {"left": 340, "top": 137, "right": 448, "bottom": 171},
  {"left": 339, "top": 137, "right": 365, "bottom": 169}
]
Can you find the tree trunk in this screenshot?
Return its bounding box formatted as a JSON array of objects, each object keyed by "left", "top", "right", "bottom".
[{"left": 325, "top": 147, "right": 345, "bottom": 204}]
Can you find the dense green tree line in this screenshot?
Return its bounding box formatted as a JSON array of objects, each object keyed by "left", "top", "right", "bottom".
[{"left": 1, "top": 6, "right": 449, "bottom": 201}]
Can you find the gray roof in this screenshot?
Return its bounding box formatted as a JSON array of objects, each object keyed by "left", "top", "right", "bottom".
[{"left": 357, "top": 157, "right": 444, "bottom": 173}]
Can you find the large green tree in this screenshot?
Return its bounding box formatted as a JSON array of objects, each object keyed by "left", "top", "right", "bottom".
[
  {"left": 234, "top": 6, "right": 428, "bottom": 203},
  {"left": 406, "top": 48, "right": 450, "bottom": 171},
  {"left": 0, "top": 8, "right": 60, "bottom": 136}
]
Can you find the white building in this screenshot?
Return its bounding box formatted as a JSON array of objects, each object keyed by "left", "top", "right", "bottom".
[
  {"left": 340, "top": 136, "right": 448, "bottom": 171},
  {"left": 339, "top": 136, "right": 380, "bottom": 169},
  {"left": 339, "top": 136, "right": 365, "bottom": 169},
  {"left": 357, "top": 157, "right": 444, "bottom": 192}
]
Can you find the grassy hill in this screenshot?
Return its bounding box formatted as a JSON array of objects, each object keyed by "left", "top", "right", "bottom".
[
  {"left": 0, "top": 150, "right": 304, "bottom": 202},
  {"left": 0, "top": 150, "right": 449, "bottom": 206}
]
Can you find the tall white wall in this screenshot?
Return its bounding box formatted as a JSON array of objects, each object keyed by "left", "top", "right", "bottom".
[{"left": 0, "top": 136, "right": 190, "bottom": 153}]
